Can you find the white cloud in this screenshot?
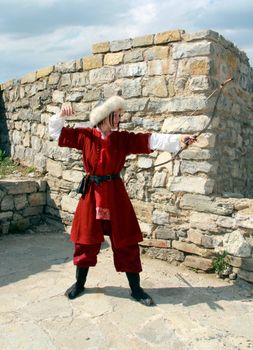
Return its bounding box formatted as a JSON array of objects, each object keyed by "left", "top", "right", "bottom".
[{"left": 0, "top": 0, "right": 253, "bottom": 82}]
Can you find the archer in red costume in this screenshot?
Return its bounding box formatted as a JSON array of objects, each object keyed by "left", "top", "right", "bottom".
[{"left": 49, "top": 96, "right": 195, "bottom": 306}]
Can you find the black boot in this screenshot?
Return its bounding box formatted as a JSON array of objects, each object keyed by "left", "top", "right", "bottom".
[
  {"left": 65, "top": 267, "right": 89, "bottom": 300},
  {"left": 126, "top": 272, "right": 155, "bottom": 306}
]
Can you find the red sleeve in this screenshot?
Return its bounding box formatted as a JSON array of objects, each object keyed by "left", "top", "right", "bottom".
[
  {"left": 122, "top": 131, "right": 152, "bottom": 155},
  {"left": 58, "top": 127, "right": 91, "bottom": 150}
]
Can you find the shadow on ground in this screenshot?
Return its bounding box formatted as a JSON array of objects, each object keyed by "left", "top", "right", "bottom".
[
  {"left": 0, "top": 226, "right": 252, "bottom": 309},
  {"left": 0, "top": 223, "right": 109, "bottom": 288},
  {"left": 73, "top": 280, "right": 253, "bottom": 310}
]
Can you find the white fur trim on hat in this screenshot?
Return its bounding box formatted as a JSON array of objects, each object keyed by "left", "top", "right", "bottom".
[{"left": 89, "top": 96, "right": 125, "bottom": 126}]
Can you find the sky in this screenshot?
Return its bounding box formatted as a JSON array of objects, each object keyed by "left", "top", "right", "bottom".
[{"left": 0, "top": 0, "right": 252, "bottom": 83}]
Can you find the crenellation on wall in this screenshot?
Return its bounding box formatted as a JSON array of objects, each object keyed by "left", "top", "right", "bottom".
[{"left": 1, "top": 29, "right": 253, "bottom": 282}]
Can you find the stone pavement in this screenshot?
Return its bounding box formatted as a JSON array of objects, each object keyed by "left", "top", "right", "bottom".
[{"left": 0, "top": 224, "right": 253, "bottom": 350}]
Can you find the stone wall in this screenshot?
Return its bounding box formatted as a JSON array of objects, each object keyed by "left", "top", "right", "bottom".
[
  {"left": 0, "top": 179, "right": 47, "bottom": 234},
  {"left": 0, "top": 29, "right": 253, "bottom": 282}
]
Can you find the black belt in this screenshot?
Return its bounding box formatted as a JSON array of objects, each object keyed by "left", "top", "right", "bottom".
[
  {"left": 76, "top": 173, "right": 121, "bottom": 195},
  {"left": 89, "top": 173, "right": 120, "bottom": 186}
]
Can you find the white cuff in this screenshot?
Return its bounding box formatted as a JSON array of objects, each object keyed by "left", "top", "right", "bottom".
[
  {"left": 48, "top": 113, "right": 65, "bottom": 141},
  {"left": 149, "top": 133, "right": 181, "bottom": 153}
]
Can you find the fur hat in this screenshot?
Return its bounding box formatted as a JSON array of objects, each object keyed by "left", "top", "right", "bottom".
[{"left": 89, "top": 96, "right": 125, "bottom": 126}]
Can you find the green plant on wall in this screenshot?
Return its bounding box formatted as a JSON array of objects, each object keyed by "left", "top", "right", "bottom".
[{"left": 212, "top": 251, "right": 229, "bottom": 274}]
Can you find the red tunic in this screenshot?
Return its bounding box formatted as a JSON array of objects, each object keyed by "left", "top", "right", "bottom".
[{"left": 58, "top": 127, "right": 151, "bottom": 248}]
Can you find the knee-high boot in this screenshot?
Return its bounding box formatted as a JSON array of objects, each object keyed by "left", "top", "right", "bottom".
[
  {"left": 65, "top": 267, "right": 89, "bottom": 300},
  {"left": 126, "top": 272, "right": 155, "bottom": 306}
]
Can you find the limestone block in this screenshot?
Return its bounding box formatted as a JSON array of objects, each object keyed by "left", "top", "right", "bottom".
[
  {"left": 92, "top": 41, "right": 110, "bottom": 54},
  {"left": 31, "top": 136, "right": 42, "bottom": 153},
  {"left": 126, "top": 98, "right": 148, "bottom": 112},
  {"left": 46, "top": 104, "right": 60, "bottom": 115},
  {"left": 182, "top": 30, "right": 219, "bottom": 42},
  {"left": 154, "top": 30, "right": 182, "bottom": 44},
  {"left": 233, "top": 268, "right": 253, "bottom": 283},
  {"left": 110, "top": 39, "right": 132, "bottom": 52},
  {"left": 223, "top": 230, "right": 252, "bottom": 257},
  {"left": 180, "top": 160, "right": 217, "bottom": 174},
  {"left": 124, "top": 49, "right": 143, "bottom": 63},
  {"left": 147, "top": 59, "right": 170, "bottom": 76},
  {"left": 47, "top": 191, "right": 62, "bottom": 209},
  {"left": 154, "top": 226, "right": 177, "bottom": 240},
  {"left": 140, "top": 239, "right": 171, "bottom": 248},
  {"left": 60, "top": 74, "right": 72, "bottom": 86},
  {"left": 1, "top": 195, "right": 14, "bottom": 211},
  {"left": 0, "top": 211, "right": 13, "bottom": 220},
  {"left": 162, "top": 115, "right": 211, "bottom": 133},
  {"left": 139, "top": 221, "right": 154, "bottom": 237},
  {"left": 201, "top": 235, "right": 215, "bottom": 249},
  {"left": 34, "top": 154, "right": 47, "bottom": 172},
  {"left": 216, "top": 216, "right": 237, "bottom": 229},
  {"left": 190, "top": 59, "right": 210, "bottom": 75},
  {"left": 52, "top": 90, "right": 65, "bottom": 103},
  {"left": 14, "top": 145, "right": 25, "bottom": 160},
  {"left": 150, "top": 189, "right": 174, "bottom": 204},
  {"left": 150, "top": 95, "right": 207, "bottom": 114},
  {"left": 83, "top": 55, "right": 103, "bottom": 70},
  {"left": 14, "top": 194, "right": 28, "bottom": 210},
  {"left": 36, "top": 124, "right": 46, "bottom": 138},
  {"left": 152, "top": 210, "right": 170, "bottom": 225},
  {"left": 21, "top": 72, "right": 37, "bottom": 84},
  {"left": 196, "top": 133, "right": 216, "bottom": 148},
  {"left": 81, "top": 90, "right": 100, "bottom": 103},
  {"left": 55, "top": 60, "right": 76, "bottom": 73},
  {"left": 182, "top": 149, "right": 214, "bottom": 161},
  {"left": 1, "top": 180, "right": 38, "bottom": 194},
  {"left": 172, "top": 240, "right": 213, "bottom": 258},
  {"left": 28, "top": 193, "right": 47, "bottom": 206},
  {"left": 0, "top": 221, "right": 10, "bottom": 234},
  {"left": 0, "top": 79, "right": 15, "bottom": 89},
  {"left": 122, "top": 78, "right": 142, "bottom": 98},
  {"left": 104, "top": 52, "right": 124, "bottom": 65},
  {"left": 71, "top": 72, "right": 89, "bottom": 87},
  {"left": 154, "top": 153, "right": 173, "bottom": 173},
  {"left": 132, "top": 35, "right": 154, "bottom": 47},
  {"left": 132, "top": 200, "right": 153, "bottom": 223},
  {"left": 183, "top": 255, "right": 213, "bottom": 271},
  {"left": 226, "top": 256, "right": 253, "bottom": 272},
  {"left": 48, "top": 73, "right": 60, "bottom": 85},
  {"left": 46, "top": 159, "right": 62, "bottom": 178},
  {"left": 61, "top": 195, "right": 79, "bottom": 214},
  {"left": 167, "top": 176, "right": 214, "bottom": 195},
  {"left": 36, "top": 66, "right": 53, "bottom": 79},
  {"left": 23, "top": 206, "right": 43, "bottom": 217},
  {"left": 235, "top": 212, "right": 253, "bottom": 230},
  {"left": 12, "top": 130, "right": 22, "bottom": 145},
  {"left": 189, "top": 76, "right": 210, "bottom": 91},
  {"left": 116, "top": 62, "right": 147, "bottom": 78},
  {"left": 142, "top": 119, "right": 161, "bottom": 131},
  {"left": 138, "top": 157, "right": 153, "bottom": 169},
  {"left": 144, "top": 46, "right": 169, "bottom": 61},
  {"left": 187, "top": 229, "right": 203, "bottom": 245},
  {"left": 14, "top": 121, "right": 22, "bottom": 130},
  {"left": 143, "top": 77, "right": 168, "bottom": 97},
  {"left": 172, "top": 42, "right": 212, "bottom": 59},
  {"left": 190, "top": 211, "right": 219, "bottom": 233},
  {"left": 66, "top": 92, "right": 83, "bottom": 102},
  {"left": 62, "top": 170, "right": 83, "bottom": 183},
  {"left": 152, "top": 171, "right": 167, "bottom": 187},
  {"left": 142, "top": 246, "right": 184, "bottom": 262},
  {"left": 181, "top": 194, "right": 234, "bottom": 216},
  {"left": 10, "top": 218, "right": 30, "bottom": 232},
  {"left": 89, "top": 67, "right": 115, "bottom": 84}
]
